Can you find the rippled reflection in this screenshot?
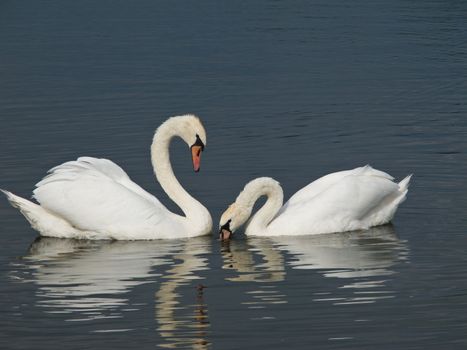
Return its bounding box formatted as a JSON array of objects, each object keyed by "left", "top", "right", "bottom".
[
  {"left": 221, "top": 239, "right": 285, "bottom": 282},
  {"left": 273, "top": 225, "right": 408, "bottom": 275},
  {"left": 273, "top": 225, "right": 409, "bottom": 305},
  {"left": 221, "top": 239, "right": 287, "bottom": 310},
  {"left": 23, "top": 238, "right": 176, "bottom": 318},
  {"left": 222, "top": 225, "right": 409, "bottom": 306},
  {"left": 155, "top": 238, "right": 211, "bottom": 349},
  {"left": 13, "top": 225, "right": 409, "bottom": 345},
  {"left": 14, "top": 236, "right": 211, "bottom": 346}
]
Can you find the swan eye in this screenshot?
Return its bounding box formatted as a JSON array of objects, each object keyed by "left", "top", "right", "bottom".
[
  {"left": 192, "top": 134, "right": 205, "bottom": 151},
  {"left": 220, "top": 219, "right": 232, "bottom": 231}
]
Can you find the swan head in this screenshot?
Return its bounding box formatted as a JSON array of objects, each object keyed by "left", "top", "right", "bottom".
[
  {"left": 181, "top": 115, "right": 206, "bottom": 172},
  {"left": 219, "top": 203, "right": 251, "bottom": 240},
  {"left": 159, "top": 114, "right": 207, "bottom": 172}
]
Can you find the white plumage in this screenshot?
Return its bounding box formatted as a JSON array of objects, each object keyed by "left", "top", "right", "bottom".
[
  {"left": 2, "top": 115, "right": 212, "bottom": 240},
  {"left": 220, "top": 165, "right": 412, "bottom": 237}
]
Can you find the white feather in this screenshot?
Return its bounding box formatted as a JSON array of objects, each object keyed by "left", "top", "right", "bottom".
[
  {"left": 221, "top": 165, "right": 411, "bottom": 237},
  {"left": 2, "top": 115, "right": 212, "bottom": 240}
]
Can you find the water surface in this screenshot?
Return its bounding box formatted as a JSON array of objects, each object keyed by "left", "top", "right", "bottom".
[{"left": 1, "top": 0, "right": 467, "bottom": 349}]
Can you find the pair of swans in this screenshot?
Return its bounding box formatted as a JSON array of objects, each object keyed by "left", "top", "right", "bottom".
[{"left": 2, "top": 115, "right": 411, "bottom": 240}]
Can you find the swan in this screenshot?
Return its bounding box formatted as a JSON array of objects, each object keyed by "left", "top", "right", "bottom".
[
  {"left": 219, "top": 165, "right": 411, "bottom": 239},
  {"left": 2, "top": 114, "right": 213, "bottom": 240}
]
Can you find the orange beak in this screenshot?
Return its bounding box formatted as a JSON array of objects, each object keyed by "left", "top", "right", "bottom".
[{"left": 191, "top": 145, "right": 203, "bottom": 172}]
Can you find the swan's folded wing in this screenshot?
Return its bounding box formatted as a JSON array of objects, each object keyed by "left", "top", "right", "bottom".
[
  {"left": 37, "top": 157, "right": 166, "bottom": 208},
  {"left": 33, "top": 157, "right": 171, "bottom": 233},
  {"left": 280, "top": 165, "right": 393, "bottom": 214},
  {"left": 269, "top": 174, "right": 401, "bottom": 235},
  {"left": 279, "top": 173, "right": 399, "bottom": 222}
]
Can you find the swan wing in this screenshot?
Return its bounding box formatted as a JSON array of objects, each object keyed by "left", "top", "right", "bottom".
[
  {"left": 271, "top": 168, "right": 403, "bottom": 235},
  {"left": 33, "top": 157, "right": 173, "bottom": 236},
  {"left": 39, "top": 157, "right": 166, "bottom": 208},
  {"left": 280, "top": 165, "right": 393, "bottom": 213}
]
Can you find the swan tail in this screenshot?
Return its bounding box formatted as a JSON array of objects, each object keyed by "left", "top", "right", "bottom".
[
  {"left": 1, "top": 189, "right": 81, "bottom": 238},
  {"left": 360, "top": 174, "right": 412, "bottom": 227},
  {"left": 398, "top": 174, "right": 412, "bottom": 193},
  {"left": 387, "top": 174, "right": 412, "bottom": 212},
  {"left": 381, "top": 174, "right": 413, "bottom": 217},
  {"left": 1, "top": 189, "right": 37, "bottom": 213},
  {"left": 2, "top": 189, "right": 46, "bottom": 228}
]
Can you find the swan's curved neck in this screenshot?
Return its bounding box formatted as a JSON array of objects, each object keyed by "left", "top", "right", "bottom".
[
  {"left": 237, "top": 178, "right": 284, "bottom": 235},
  {"left": 151, "top": 121, "right": 210, "bottom": 227}
]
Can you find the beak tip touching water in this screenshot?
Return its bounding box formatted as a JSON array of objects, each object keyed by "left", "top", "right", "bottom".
[
  {"left": 219, "top": 219, "right": 233, "bottom": 240},
  {"left": 219, "top": 228, "right": 232, "bottom": 241}
]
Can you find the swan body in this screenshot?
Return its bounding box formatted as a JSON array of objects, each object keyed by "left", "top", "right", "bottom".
[
  {"left": 2, "top": 115, "right": 212, "bottom": 240},
  {"left": 219, "top": 165, "right": 411, "bottom": 237}
]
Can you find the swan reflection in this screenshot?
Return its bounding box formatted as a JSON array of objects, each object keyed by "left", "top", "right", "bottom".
[
  {"left": 155, "top": 238, "right": 211, "bottom": 349},
  {"left": 18, "top": 236, "right": 211, "bottom": 347},
  {"left": 222, "top": 225, "right": 409, "bottom": 306},
  {"left": 25, "top": 238, "right": 176, "bottom": 315},
  {"left": 271, "top": 224, "right": 408, "bottom": 277},
  {"left": 221, "top": 239, "right": 285, "bottom": 282},
  {"left": 220, "top": 239, "right": 287, "bottom": 309}
]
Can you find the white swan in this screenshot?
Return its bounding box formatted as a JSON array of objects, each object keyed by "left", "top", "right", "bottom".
[
  {"left": 2, "top": 115, "right": 212, "bottom": 240},
  {"left": 219, "top": 165, "right": 411, "bottom": 238}
]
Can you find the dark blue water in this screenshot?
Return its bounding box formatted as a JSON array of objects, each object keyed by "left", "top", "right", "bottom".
[{"left": 1, "top": 0, "right": 467, "bottom": 349}]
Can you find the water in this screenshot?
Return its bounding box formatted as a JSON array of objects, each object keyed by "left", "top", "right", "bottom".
[{"left": 1, "top": 0, "right": 467, "bottom": 348}]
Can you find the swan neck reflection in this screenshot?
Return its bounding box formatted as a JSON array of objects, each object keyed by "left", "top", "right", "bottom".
[
  {"left": 20, "top": 236, "right": 211, "bottom": 347},
  {"left": 221, "top": 225, "right": 409, "bottom": 306}
]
